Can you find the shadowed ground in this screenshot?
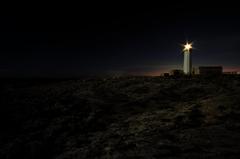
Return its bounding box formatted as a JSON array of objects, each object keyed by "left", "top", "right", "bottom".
[{"left": 1, "top": 76, "right": 240, "bottom": 159}]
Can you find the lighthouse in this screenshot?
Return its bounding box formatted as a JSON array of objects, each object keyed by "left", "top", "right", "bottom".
[{"left": 183, "top": 42, "right": 193, "bottom": 75}]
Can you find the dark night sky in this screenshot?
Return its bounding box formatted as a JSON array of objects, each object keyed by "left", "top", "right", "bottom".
[{"left": 1, "top": 2, "right": 240, "bottom": 77}]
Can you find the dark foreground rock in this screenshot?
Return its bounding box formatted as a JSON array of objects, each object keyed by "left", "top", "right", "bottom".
[{"left": 1, "top": 76, "right": 240, "bottom": 159}]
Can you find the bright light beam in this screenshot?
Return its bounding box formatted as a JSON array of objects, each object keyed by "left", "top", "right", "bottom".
[{"left": 183, "top": 42, "right": 193, "bottom": 52}]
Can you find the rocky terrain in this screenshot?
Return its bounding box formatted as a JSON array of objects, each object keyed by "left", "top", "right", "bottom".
[{"left": 1, "top": 75, "right": 240, "bottom": 159}]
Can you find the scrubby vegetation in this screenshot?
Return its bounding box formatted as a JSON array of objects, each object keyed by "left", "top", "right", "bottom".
[{"left": 1, "top": 75, "right": 240, "bottom": 159}]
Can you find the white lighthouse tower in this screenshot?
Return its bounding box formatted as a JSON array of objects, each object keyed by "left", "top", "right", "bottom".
[{"left": 183, "top": 42, "right": 193, "bottom": 75}]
